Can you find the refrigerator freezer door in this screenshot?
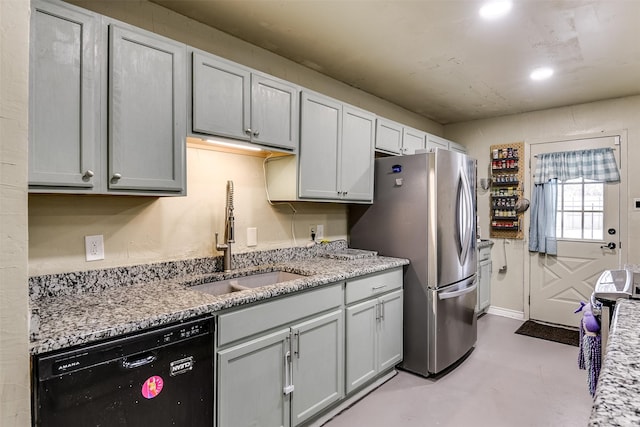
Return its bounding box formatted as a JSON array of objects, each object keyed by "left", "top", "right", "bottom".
[{"left": 428, "top": 275, "right": 478, "bottom": 374}]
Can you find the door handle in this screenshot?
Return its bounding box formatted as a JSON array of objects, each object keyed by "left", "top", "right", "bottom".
[
  {"left": 601, "top": 242, "right": 616, "bottom": 250},
  {"left": 122, "top": 353, "right": 156, "bottom": 369},
  {"left": 283, "top": 350, "right": 294, "bottom": 395}
]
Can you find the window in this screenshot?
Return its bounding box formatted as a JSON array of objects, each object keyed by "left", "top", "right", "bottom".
[{"left": 556, "top": 177, "right": 604, "bottom": 240}]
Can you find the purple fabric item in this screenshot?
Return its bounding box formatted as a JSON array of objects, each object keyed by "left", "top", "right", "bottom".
[
  {"left": 578, "top": 325, "right": 586, "bottom": 370},
  {"left": 583, "top": 334, "right": 601, "bottom": 397}
]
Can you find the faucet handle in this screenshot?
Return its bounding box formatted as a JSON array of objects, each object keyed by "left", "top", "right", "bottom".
[{"left": 215, "top": 232, "right": 228, "bottom": 251}]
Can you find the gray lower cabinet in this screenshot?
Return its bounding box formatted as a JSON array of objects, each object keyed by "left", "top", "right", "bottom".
[
  {"left": 29, "top": 0, "right": 186, "bottom": 195},
  {"left": 218, "top": 328, "right": 291, "bottom": 427},
  {"left": 345, "top": 269, "right": 404, "bottom": 394},
  {"left": 477, "top": 244, "right": 492, "bottom": 313},
  {"left": 192, "top": 51, "right": 299, "bottom": 151},
  {"left": 477, "top": 246, "right": 493, "bottom": 313},
  {"left": 217, "top": 284, "right": 344, "bottom": 427}
]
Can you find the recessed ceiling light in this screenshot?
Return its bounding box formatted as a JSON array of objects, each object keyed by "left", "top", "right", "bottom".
[
  {"left": 479, "top": 1, "right": 513, "bottom": 20},
  {"left": 530, "top": 67, "right": 554, "bottom": 81}
]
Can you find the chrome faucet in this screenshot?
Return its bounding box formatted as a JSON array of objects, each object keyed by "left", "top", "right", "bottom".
[{"left": 216, "top": 180, "right": 235, "bottom": 272}]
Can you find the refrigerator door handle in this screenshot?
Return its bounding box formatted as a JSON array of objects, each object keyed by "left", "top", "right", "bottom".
[
  {"left": 438, "top": 282, "right": 478, "bottom": 300},
  {"left": 456, "top": 168, "right": 474, "bottom": 265}
]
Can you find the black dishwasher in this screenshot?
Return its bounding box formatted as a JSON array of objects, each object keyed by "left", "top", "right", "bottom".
[{"left": 33, "top": 316, "right": 214, "bottom": 427}]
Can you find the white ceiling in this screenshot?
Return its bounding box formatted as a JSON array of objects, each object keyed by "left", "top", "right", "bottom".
[{"left": 152, "top": 0, "right": 640, "bottom": 125}]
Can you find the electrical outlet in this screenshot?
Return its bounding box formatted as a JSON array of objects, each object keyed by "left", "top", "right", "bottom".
[
  {"left": 316, "top": 224, "right": 324, "bottom": 240},
  {"left": 85, "top": 235, "right": 104, "bottom": 261},
  {"left": 247, "top": 227, "right": 257, "bottom": 247},
  {"left": 309, "top": 225, "right": 316, "bottom": 241}
]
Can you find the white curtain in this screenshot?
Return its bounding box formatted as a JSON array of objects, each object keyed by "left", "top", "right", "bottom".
[{"left": 529, "top": 148, "right": 620, "bottom": 255}]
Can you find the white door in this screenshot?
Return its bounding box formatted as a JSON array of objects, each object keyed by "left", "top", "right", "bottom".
[{"left": 529, "top": 136, "right": 623, "bottom": 327}]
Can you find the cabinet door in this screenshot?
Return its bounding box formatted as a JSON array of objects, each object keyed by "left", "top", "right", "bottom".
[
  {"left": 192, "top": 52, "right": 251, "bottom": 140},
  {"left": 378, "top": 290, "right": 404, "bottom": 372},
  {"left": 291, "top": 310, "right": 344, "bottom": 426},
  {"left": 251, "top": 75, "right": 299, "bottom": 151},
  {"left": 109, "top": 24, "right": 186, "bottom": 192},
  {"left": 29, "top": 0, "right": 100, "bottom": 190},
  {"left": 340, "top": 106, "right": 375, "bottom": 201},
  {"left": 218, "top": 328, "right": 291, "bottom": 427},
  {"left": 375, "top": 119, "right": 402, "bottom": 154},
  {"left": 345, "top": 299, "right": 378, "bottom": 394},
  {"left": 426, "top": 134, "right": 449, "bottom": 152},
  {"left": 402, "top": 127, "right": 426, "bottom": 155},
  {"left": 299, "top": 92, "right": 341, "bottom": 199},
  {"left": 449, "top": 140, "right": 467, "bottom": 153},
  {"left": 479, "top": 260, "right": 492, "bottom": 312}
]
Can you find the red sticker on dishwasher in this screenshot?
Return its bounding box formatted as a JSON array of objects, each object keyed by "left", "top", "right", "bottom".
[{"left": 141, "top": 375, "right": 164, "bottom": 399}]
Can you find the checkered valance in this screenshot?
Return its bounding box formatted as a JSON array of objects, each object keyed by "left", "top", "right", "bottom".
[{"left": 533, "top": 148, "right": 620, "bottom": 184}]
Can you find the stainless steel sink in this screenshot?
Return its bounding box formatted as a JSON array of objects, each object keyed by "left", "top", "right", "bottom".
[{"left": 190, "top": 271, "right": 305, "bottom": 296}]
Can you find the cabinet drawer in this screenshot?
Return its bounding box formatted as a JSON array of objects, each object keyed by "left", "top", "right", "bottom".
[
  {"left": 218, "top": 283, "right": 343, "bottom": 347},
  {"left": 478, "top": 247, "right": 491, "bottom": 262},
  {"left": 345, "top": 268, "right": 403, "bottom": 305}
]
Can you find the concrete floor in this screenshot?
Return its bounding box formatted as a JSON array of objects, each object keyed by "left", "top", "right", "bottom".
[{"left": 324, "top": 314, "right": 593, "bottom": 427}]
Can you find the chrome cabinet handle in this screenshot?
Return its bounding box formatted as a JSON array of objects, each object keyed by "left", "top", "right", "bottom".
[
  {"left": 253, "top": 130, "right": 260, "bottom": 137},
  {"left": 112, "top": 173, "right": 122, "bottom": 180},
  {"left": 245, "top": 128, "right": 252, "bottom": 135},
  {"left": 294, "top": 330, "right": 300, "bottom": 358},
  {"left": 83, "top": 170, "right": 94, "bottom": 179},
  {"left": 371, "top": 284, "right": 386, "bottom": 293},
  {"left": 380, "top": 300, "right": 385, "bottom": 320}
]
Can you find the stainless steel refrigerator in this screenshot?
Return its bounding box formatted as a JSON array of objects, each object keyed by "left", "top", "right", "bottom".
[{"left": 349, "top": 150, "right": 477, "bottom": 376}]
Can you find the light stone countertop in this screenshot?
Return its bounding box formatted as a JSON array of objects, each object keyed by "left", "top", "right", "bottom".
[
  {"left": 589, "top": 298, "right": 640, "bottom": 426},
  {"left": 30, "top": 251, "right": 408, "bottom": 355}
]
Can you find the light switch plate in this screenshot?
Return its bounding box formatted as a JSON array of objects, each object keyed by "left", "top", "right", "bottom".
[{"left": 85, "top": 235, "right": 104, "bottom": 261}]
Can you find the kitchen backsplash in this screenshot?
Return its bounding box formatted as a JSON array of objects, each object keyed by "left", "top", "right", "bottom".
[{"left": 28, "top": 240, "right": 348, "bottom": 302}]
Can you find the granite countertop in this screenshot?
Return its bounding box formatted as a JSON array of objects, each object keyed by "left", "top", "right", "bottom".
[
  {"left": 589, "top": 298, "right": 640, "bottom": 425},
  {"left": 30, "top": 249, "right": 408, "bottom": 355}
]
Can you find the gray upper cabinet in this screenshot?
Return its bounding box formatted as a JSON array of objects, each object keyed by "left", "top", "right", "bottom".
[
  {"left": 29, "top": 1, "right": 187, "bottom": 195},
  {"left": 341, "top": 106, "right": 375, "bottom": 201},
  {"left": 29, "top": 0, "right": 101, "bottom": 191},
  {"left": 374, "top": 118, "right": 403, "bottom": 155},
  {"left": 448, "top": 140, "right": 467, "bottom": 153},
  {"left": 108, "top": 24, "right": 186, "bottom": 193},
  {"left": 298, "top": 92, "right": 342, "bottom": 199},
  {"left": 298, "top": 92, "right": 374, "bottom": 202},
  {"left": 251, "top": 75, "right": 299, "bottom": 150},
  {"left": 426, "top": 134, "right": 449, "bottom": 152},
  {"left": 426, "top": 133, "right": 467, "bottom": 154},
  {"left": 192, "top": 51, "right": 299, "bottom": 151},
  {"left": 401, "top": 126, "right": 426, "bottom": 155},
  {"left": 192, "top": 53, "right": 251, "bottom": 141},
  {"left": 375, "top": 118, "right": 426, "bottom": 156}
]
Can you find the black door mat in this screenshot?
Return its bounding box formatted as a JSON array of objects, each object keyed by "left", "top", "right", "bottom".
[{"left": 515, "top": 320, "right": 579, "bottom": 347}]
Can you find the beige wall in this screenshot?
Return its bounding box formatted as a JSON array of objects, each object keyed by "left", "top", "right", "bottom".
[
  {"left": 29, "top": 145, "right": 349, "bottom": 275},
  {"left": 445, "top": 95, "right": 640, "bottom": 314},
  {"left": 28, "top": 0, "right": 442, "bottom": 276},
  {"left": 0, "top": 0, "right": 31, "bottom": 425}
]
